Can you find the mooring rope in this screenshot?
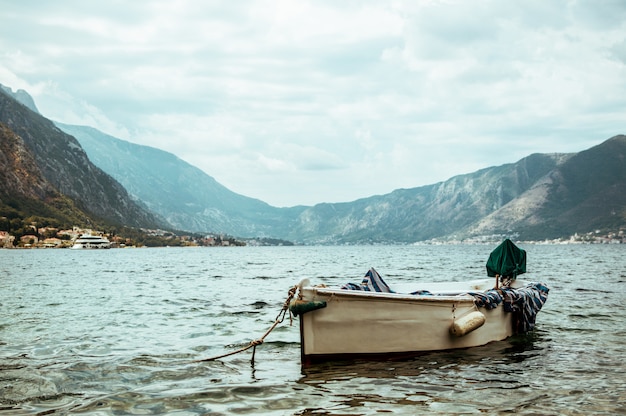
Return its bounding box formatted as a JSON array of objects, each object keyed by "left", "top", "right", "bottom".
[{"left": 194, "top": 285, "right": 298, "bottom": 364}]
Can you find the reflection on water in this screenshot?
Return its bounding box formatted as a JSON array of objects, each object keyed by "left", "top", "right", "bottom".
[
  {"left": 297, "top": 334, "right": 547, "bottom": 415},
  {"left": 1, "top": 245, "right": 625, "bottom": 415},
  {"left": 301, "top": 333, "right": 543, "bottom": 382}
]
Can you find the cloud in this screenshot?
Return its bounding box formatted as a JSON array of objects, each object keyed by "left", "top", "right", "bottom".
[{"left": 1, "top": 0, "right": 625, "bottom": 206}]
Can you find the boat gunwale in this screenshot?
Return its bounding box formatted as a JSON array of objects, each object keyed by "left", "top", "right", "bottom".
[
  {"left": 304, "top": 286, "right": 476, "bottom": 303},
  {"left": 302, "top": 277, "right": 531, "bottom": 304}
]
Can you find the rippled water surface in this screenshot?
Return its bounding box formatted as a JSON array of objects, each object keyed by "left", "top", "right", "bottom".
[{"left": 1, "top": 244, "right": 625, "bottom": 415}]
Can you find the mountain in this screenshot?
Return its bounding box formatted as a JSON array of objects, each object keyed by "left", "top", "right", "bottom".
[
  {"left": 285, "top": 152, "right": 570, "bottom": 243},
  {"left": 5, "top": 85, "right": 624, "bottom": 243},
  {"left": 56, "top": 123, "right": 305, "bottom": 236},
  {"left": 62, "top": 111, "right": 626, "bottom": 243},
  {"left": 522, "top": 135, "right": 626, "bottom": 238},
  {"left": 287, "top": 137, "right": 625, "bottom": 243},
  {"left": 0, "top": 86, "right": 164, "bottom": 230}
]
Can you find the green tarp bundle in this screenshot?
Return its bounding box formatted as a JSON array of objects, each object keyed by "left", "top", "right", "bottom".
[{"left": 486, "top": 239, "right": 526, "bottom": 279}]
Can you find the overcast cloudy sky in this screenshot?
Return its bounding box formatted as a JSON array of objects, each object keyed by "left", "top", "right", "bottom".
[{"left": 1, "top": 1, "right": 625, "bottom": 207}]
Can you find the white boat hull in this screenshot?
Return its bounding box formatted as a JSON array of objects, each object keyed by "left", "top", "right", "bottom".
[
  {"left": 71, "top": 243, "right": 110, "bottom": 249},
  {"left": 71, "top": 234, "right": 111, "bottom": 249},
  {"left": 298, "top": 279, "right": 524, "bottom": 365}
]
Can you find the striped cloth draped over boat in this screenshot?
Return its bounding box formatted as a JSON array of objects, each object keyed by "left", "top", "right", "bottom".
[
  {"left": 340, "top": 268, "right": 394, "bottom": 292},
  {"left": 470, "top": 283, "right": 550, "bottom": 334}
]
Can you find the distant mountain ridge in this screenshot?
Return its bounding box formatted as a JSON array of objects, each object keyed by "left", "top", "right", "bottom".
[
  {"left": 62, "top": 116, "right": 626, "bottom": 243},
  {"left": 283, "top": 152, "right": 572, "bottom": 243},
  {"left": 56, "top": 123, "right": 305, "bottom": 237},
  {"left": 296, "top": 136, "right": 626, "bottom": 242},
  {"left": 2, "top": 83, "right": 624, "bottom": 243}
]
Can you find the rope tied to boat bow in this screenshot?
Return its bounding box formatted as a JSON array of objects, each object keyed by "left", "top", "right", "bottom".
[{"left": 194, "top": 285, "right": 298, "bottom": 364}]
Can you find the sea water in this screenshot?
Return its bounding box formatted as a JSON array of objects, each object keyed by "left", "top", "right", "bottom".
[{"left": 1, "top": 244, "right": 625, "bottom": 415}]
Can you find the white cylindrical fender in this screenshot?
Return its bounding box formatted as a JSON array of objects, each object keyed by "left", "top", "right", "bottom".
[{"left": 450, "top": 310, "right": 486, "bottom": 337}]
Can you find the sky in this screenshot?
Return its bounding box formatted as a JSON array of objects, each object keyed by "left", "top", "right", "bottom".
[{"left": 1, "top": 1, "right": 625, "bottom": 207}]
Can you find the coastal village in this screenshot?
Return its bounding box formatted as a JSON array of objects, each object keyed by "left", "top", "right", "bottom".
[
  {"left": 0, "top": 226, "right": 247, "bottom": 249},
  {"left": 0, "top": 225, "right": 623, "bottom": 248}
]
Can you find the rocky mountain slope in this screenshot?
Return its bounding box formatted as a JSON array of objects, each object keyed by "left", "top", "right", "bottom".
[
  {"left": 0, "top": 121, "right": 97, "bottom": 229},
  {"left": 285, "top": 152, "right": 572, "bottom": 243},
  {"left": 0, "top": 86, "right": 164, "bottom": 229},
  {"left": 289, "top": 136, "right": 625, "bottom": 243}
]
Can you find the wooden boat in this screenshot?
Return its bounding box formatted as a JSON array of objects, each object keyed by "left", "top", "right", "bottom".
[{"left": 290, "top": 240, "right": 549, "bottom": 366}]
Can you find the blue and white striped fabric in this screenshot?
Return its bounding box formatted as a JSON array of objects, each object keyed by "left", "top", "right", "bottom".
[
  {"left": 501, "top": 282, "right": 549, "bottom": 333},
  {"left": 341, "top": 268, "right": 394, "bottom": 293},
  {"left": 470, "top": 282, "right": 549, "bottom": 334}
]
